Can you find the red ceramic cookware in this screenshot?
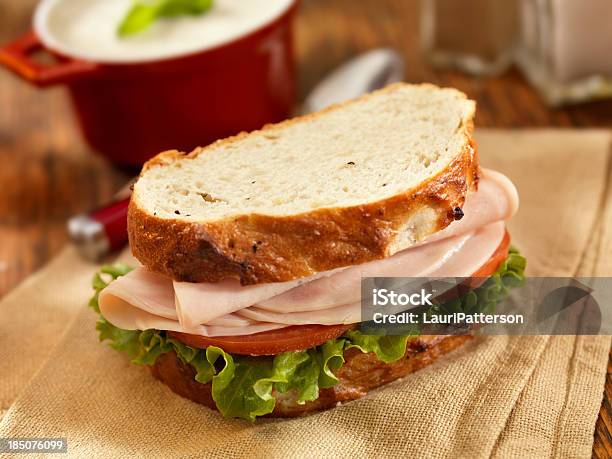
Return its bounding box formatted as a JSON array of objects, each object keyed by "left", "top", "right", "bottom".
[{"left": 0, "top": 1, "right": 298, "bottom": 167}]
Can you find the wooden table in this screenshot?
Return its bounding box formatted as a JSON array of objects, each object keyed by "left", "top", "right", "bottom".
[{"left": 0, "top": 0, "right": 610, "bottom": 456}]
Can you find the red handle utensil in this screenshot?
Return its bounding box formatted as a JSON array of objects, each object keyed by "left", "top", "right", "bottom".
[{"left": 68, "top": 197, "right": 130, "bottom": 261}]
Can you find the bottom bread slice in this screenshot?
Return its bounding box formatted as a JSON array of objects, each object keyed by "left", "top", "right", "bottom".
[{"left": 150, "top": 334, "right": 472, "bottom": 417}]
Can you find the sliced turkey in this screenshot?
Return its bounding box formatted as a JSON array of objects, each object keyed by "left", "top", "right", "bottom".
[{"left": 238, "top": 222, "right": 504, "bottom": 325}]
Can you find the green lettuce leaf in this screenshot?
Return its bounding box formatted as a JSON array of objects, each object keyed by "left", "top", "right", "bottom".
[
  {"left": 212, "top": 356, "right": 275, "bottom": 421},
  {"left": 90, "top": 264, "right": 141, "bottom": 357},
  {"left": 253, "top": 351, "right": 310, "bottom": 401},
  {"left": 89, "top": 249, "right": 526, "bottom": 420},
  {"left": 96, "top": 317, "right": 141, "bottom": 359},
  {"left": 133, "top": 329, "right": 173, "bottom": 365},
  {"left": 344, "top": 332, "right": 412, "bottom": 364},
  {"left": 285, "top": 350, "right": 321, "bottom": 403},
  {"left": 317, "top": 338, "right": 346, "bottom": 388},
  {"left": 89, "top": 263, "right": 133, "bottom": 313}
]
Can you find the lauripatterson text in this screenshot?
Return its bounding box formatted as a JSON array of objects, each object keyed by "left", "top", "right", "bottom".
[{"left": 372, "top": 312, "right": 525, "bottom": 325}]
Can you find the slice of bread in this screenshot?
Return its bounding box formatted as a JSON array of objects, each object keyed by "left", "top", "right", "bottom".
[
  {"left": 129, "top": 83, "right": 478, "bottom": 284},
  {"left": 151, "top": 334, "right": 472, "bottom": 417}
]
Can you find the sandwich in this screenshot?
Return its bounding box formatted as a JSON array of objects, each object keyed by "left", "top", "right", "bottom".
[{"left": 89, "top": 83, "right": 526, "bottom": 420}]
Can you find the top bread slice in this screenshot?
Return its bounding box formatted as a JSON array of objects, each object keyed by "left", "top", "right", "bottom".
[{"left": 128, "top": 83, "right": 478, "bottom": 284}]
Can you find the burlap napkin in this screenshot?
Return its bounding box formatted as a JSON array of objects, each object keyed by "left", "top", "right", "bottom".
[{"left": 0, "top": 129, "right": 610, "bottom": 458}]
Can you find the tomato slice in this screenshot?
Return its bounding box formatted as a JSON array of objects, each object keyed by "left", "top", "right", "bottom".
[
  {"left": 169, "top": 324, "right": 354, "bottom": 356},
  {"left": 471, "top": 230, "right": 510, "bottom": 279},
  {"left": 170, "top": 231, "right": 511, "bottom": 356}
]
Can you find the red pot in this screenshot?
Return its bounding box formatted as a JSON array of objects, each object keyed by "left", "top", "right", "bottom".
[{"left": 0, "top": 1, "right": 298, "bottom": 167}]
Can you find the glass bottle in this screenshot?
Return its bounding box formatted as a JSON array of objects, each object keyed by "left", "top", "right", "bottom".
[
  {"left": 420, "top": 0, "right": 519, "bottom": 76},
  {"left": 517, "top": 0, "right": 612, "bottom": 106}
]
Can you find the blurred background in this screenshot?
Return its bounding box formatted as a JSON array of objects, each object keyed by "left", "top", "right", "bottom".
[{"left": 1, "top": 0, "right": 612, "bottom": 319}]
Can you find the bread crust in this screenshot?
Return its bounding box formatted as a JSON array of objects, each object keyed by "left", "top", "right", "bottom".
[
  {"left": 128, "top": 84, "right": 478, "bottom": 284},
  {"left": 150, "top": 334, "right": 471, "bottom": 418}
]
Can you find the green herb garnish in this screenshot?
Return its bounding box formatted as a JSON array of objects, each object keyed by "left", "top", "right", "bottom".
[{"left": 118, "top": 0, "right": 214, "bottom": 38}]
